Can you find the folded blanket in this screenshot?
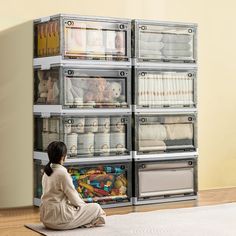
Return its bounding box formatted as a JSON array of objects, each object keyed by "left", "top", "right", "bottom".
[
  {"left": 140, "top": 53, "right": 163, "bottom": 59},
  {"left": 139, "top": 124, "right": 167, "bottom": 140},
  {"left": 140, "top": 49, "right": 162, "bottom": 55},
  {"left": 163, "top": 43, "right": 191, "bottom": 50},
  {"left": 140, "top": 33, "right": 163, "bottom": 42},
  {"left": 139, "top": 140, "right": 166, "bottom": 151},
  {"left": 162, "top": 49, "right": 192, "bottom": 57},
  {"left": 165, "top": 124, "right": 193, "bottom": 140},
  {"left": 162, "top": 34, "right": 191, "bottom": 43},
  {"left": 139, "top": 41, "right": 164, "bottom": 50}
]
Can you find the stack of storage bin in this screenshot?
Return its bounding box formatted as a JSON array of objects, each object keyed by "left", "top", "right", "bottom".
[
  {"left": 33, "top": 15, "right": 198, "bottom": 208},
  {"left": 131, "top": 20, "right": 198, "bottom": 205},
  {"left": 33, "top": 14, "right": 133, "bottom": 208}
]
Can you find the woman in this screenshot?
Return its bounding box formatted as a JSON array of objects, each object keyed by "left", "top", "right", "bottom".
[{"left": 40, "top": 141, "right": 106, "bottom": 230}]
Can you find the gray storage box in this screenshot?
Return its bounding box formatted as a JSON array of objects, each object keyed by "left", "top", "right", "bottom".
[{"left": 34, "top": 14, "right": 131, "bottom": 62}]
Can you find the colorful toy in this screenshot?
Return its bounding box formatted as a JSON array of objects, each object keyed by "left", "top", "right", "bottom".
[
  {"left": 90, "top": 180, "right": 100, "bottom": 188},
  {"left": 104, "top": 166, "right": 124, "bottom": 175},
  {"left": 79, "top": 182, "right": 94, "bottom": 192},
  {"left": 94, "top": 188, "right": 109, "bottom": 196},
  {"left": 71, "top": 176, "right": 78, "bottom": 189},
  {"left": 103, "top": 81, "right": 125, "bottom": 104},
  {"left": 69, "top": 165, "right": 128, "bottom": 204},
  {"left": 87, "top": 197, "right": 93, "bottom": 203}
]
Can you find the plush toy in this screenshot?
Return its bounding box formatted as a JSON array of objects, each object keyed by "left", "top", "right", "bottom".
[
  {"left": 83, "top": 77, "right": 107, "bottom": 104},
  {"left": 103, "top": 82, "right": 125, "bottom": 104},
  {"left": 37, "top": 70, "right": 48, "bottom": 103}
]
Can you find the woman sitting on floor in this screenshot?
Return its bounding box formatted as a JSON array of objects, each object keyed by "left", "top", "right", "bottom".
[{"left": 40, "top": 141, "right": 106, "bottom": 230}]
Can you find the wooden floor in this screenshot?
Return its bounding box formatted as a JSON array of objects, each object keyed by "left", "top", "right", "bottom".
[{"left": 1, "top": 187, "right": 236, "bottom": 236}]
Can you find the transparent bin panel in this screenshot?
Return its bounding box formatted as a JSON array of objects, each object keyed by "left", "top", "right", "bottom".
[
  {"left": 34, "top": 68, "right": 60, "bottom": 105},
  {"left": 135, "top": 114, "right": 197, "bottom": 154},
  {"left": 64, "top": 20, "right": 127, "bottom": 59},
  {"left": 34, "top": 15, "right": 131, "bottom": 61},
  {"left": 63, "top": 68, "right": 130, "bottom": 108},
  {"left": 35, "top": 20, "right": 60, "bottom": 57},
  {"left": 135, "top": 68, "right": 196, "bottom": 108},
  {"left": 34, "top": 160, "right": 132, "bottom": 206},
  {"left": 134, "top": 159, "right": 197, "bottom": 200},
  {"left": 34, "top": 67, "right": 131, "bottom": 108},
  {"left": 34, "top": 160, "right": 44, "bottom": 199},
  {"left": 134, "top": 21, "right": 197, "bottom": 62},
  {"left": 34, "top": 115, "right": 131, "bottom": 157},
  {"left": 67, "top": 162, "right": 131, "bottom": 205}
]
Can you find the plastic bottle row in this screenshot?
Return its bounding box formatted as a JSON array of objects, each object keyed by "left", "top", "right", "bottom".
[
  {"left": 35, "top": 116, "right": 129, "bottom": 156},
  {"left": 41, "top": 117, "right": 126, "bottom": 133},
  {"left": 41, "top": 131, "right": 127, "bottom": 156}
]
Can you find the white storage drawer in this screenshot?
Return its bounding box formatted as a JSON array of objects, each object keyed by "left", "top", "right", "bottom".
[
  {"left": 132, "top": 20, "right": 197, "bottom": 63},
  {"left": 133, "top": 158, "right": 197, "bottom": 204},
  {"left": 34, "top": 66, "right": 131, "bottom": 109},
  {"left": 34, "top": 114, "right": 131, "bottom": 157},
  {"left": 34, "top": 159, "right": 132, "bottom": 207},
  {"left": 139, "top": 165, "right": 194, "bottom": 197},
  {"left": 135, "top": 112, "right": 197, "bottom": 154},
  {"left": 34, "top": 14, "right": 131, "bottom": 62},
  {"left": 134, "top": 66, "right": 197, "bottom": 108}
]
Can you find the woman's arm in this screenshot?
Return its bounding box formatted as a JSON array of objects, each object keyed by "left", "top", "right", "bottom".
[{"left": 61, "top": 172, "right": 86, "bottom": 207}]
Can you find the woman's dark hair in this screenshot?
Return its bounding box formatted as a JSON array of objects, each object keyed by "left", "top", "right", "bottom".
[{"left": 44, "top": 141, "right": 67, "bottom": 176}]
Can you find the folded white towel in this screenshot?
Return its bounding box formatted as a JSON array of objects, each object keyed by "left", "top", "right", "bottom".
[
  {"left": 162, "top": 34, "right": 191, "bottom": 43},
  {"left": 140, "top": 53, "right": 163, "bottom": 59},
  {"left": 165, "top": 124, "right": 193, "bottom": 140},
  {"left": 162, "top": 49, "right": 192, "bottom": 57},
  {"left": 139, "top": 140, "right": 166, "bottom": 151},
  {"left": 139, "top": 41, "right": 164, "bottom": 50},
  {"left": 163, "top": 43, "right": 191, "bottom": 50},
  {"left": 140, "top": 49, "right": 162, "bottom": 55},
  {"left": 140, "top": 33, "right": 163, "bottom": 42},
  {"left": 139, "top": 124, "right": 167, "bottom": 141}
]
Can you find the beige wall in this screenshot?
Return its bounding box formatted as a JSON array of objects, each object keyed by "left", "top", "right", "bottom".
[{"left": 1, "top": 0, "right": 236, "bottom": 208}]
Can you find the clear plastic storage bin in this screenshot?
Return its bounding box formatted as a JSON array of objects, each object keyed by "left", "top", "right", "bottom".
[
  {"left": 34, "top": 14, "right": 131, "bottom": 61},
  {"left": 135, "top": 113, "right": 197, "bottom": 154},
  {"left": 34, "top": 66, "right": 131, "bottom": 108},
  {"left": 132, "top": 20, "right": 197, "bottom": 63},
  {"left": 134, "top": 66, "right": 197, "bottom": 108},
  {"left": 133, "top": 158, "right": 197, "bottom": 204},
  {"left": 34, "top": 160, "right": 132, "bottom": 206},
  {"left": 34, "top": 114, "right": 131, "bottom": 157}
]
